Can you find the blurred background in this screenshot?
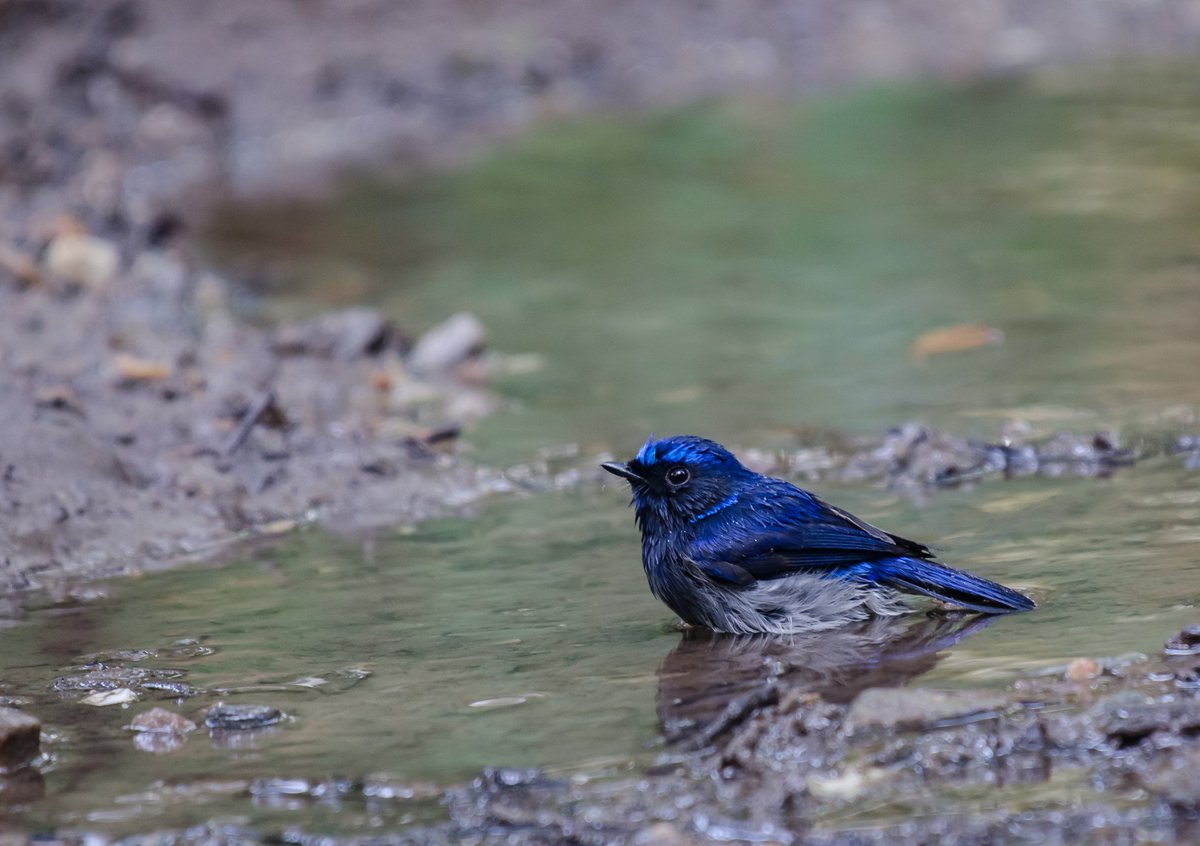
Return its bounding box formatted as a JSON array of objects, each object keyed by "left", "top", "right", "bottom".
[
  {"left": 4, "top": 1, "right": 1199, "bottom": 466},
  {"left": 213, "top": 74, "right": 1200, "bottom": 466}
]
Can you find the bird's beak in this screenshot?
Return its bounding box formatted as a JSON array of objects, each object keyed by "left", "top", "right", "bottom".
[{"left": 601, "top": 461, "right": 642, "bottom": 482}]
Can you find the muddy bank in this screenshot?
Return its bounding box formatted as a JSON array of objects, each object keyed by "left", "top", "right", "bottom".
[
  {"left": 744, "top": 422, "right": 1200, "bottom": 488},
  {"left": 0, "top": 269, "right": 504, "bottom": 595},
  {"left": 4, "top": 0, "right": 1200, "bottom": 229}
]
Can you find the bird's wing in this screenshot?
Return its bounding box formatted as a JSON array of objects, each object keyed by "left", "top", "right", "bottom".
[
  {"left": 686, "top": 488, "right": 1035, "bottom": 613},
  {"left": 689, "top": 491, "right": 934, "bottom": 585},
  {"left": 818, "top": 498, "right": 933, "bottom": 559}
]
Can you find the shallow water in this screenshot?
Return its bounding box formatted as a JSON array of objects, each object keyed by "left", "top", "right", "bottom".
[
  {"left": 4, "top": 465, "right": 1200, "bottom": 830},
  {"left": 6, "top": 65, "right": 1200, "bottom": 830},
  {"left": 214, "top": 65, "right": 1200, "bottom": 467}
]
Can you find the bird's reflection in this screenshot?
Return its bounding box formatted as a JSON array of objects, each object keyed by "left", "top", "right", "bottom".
[{"left": 656, "top": 612, "right": 995, "bottom": 745}]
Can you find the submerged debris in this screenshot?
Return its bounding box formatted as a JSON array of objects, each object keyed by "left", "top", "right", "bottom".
[
  {"left": 841, "top": 686, "right": 1009, "bottom": 733},
  {"left": 205, "top": 703, "right": 284, "bottom": 731},
  {"left": 128, "top": 708, "right": 196, "bottom": 753},
  {"left": 130, "top": 707, "right": 198, "bottom": 733}
]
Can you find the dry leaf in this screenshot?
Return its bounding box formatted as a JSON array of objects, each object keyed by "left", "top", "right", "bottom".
[
  {"left": 114, "top": 354, "right": 172, "bottom": 382},
  {"left": 911, "top": 323, "right": 1004, "bottom": 361}
]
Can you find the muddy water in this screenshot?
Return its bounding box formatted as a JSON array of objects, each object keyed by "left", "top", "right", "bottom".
[{"left": 6, "top": 65, "right": 1200, "bottom": 831}]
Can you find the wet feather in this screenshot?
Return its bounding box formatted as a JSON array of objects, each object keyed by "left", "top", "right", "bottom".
[{"left": 603, "top": 435, "right": 1034, "bottom": 634}]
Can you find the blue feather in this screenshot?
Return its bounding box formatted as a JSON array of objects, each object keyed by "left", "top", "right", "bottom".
[
  {"left": 603, "top": 434, "right": 1035, "bottom": 633},
  {"left": 860, "top": 557, "right": 1036, "bottom": 613}
]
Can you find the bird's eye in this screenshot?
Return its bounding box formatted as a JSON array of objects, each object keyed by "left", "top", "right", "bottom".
[{"left": 666, "top": 466, "right": 690, "bottom": 486}]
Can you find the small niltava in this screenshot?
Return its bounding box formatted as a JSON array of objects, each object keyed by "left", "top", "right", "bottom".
[{"left": 603, "top": 435, "right": 1034, "bottom": 634}]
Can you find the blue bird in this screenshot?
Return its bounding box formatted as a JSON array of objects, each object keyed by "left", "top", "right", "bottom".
[{"left": 602, "top": 435, "right": 1034, "bottom": 634}]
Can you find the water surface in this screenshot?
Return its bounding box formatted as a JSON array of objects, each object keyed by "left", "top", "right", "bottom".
[
  {"left": 213, "top": 65, "right": 1200, "bottom": 466},
  {"left": 3, "top": 465, "right": 1199, "bottom": 830},
  {"left": 6, "top": 63, "right": 1200, "bottom": 832}
]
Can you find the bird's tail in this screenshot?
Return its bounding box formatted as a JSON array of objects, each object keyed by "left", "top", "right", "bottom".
[{"left": 868, "top": 557, "right": 1035, "bottom": 614}]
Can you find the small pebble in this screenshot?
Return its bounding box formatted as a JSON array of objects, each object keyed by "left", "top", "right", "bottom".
[
  {"left": 634, "top": 822, "right": 695, "bottom": 846},
  {"left": 129, "top": 707, "right": 197, "bottom": 734},
  {"left": 1165, "top": 625, "right": 1200, "bottom": 656},
  {"left": 113, "top": 353, "right": 172, "bottom": 383},
  {"left": 44, "top": 232, "right": 119, "bottom": 289},
  {"left": 0, "top": 707, "right": 41, "bottom": 770},
  {"left": 408, "top": 312, "right": 486, "bottom": 376},
  {"left": 81, "top": 688, "right": 138, "bottom": 706},
  {"left": 1067, "top": 657, "right": 1101, "bottom": 682}
]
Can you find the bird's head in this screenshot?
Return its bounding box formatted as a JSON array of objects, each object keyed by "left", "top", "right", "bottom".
[{"left": 601, "top": 435, "right": 757, "bottom": 530}]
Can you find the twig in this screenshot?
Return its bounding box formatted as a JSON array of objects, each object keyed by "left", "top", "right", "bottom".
[{"left": 222, "top": 390, "right": 277, "bottom": 456}]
